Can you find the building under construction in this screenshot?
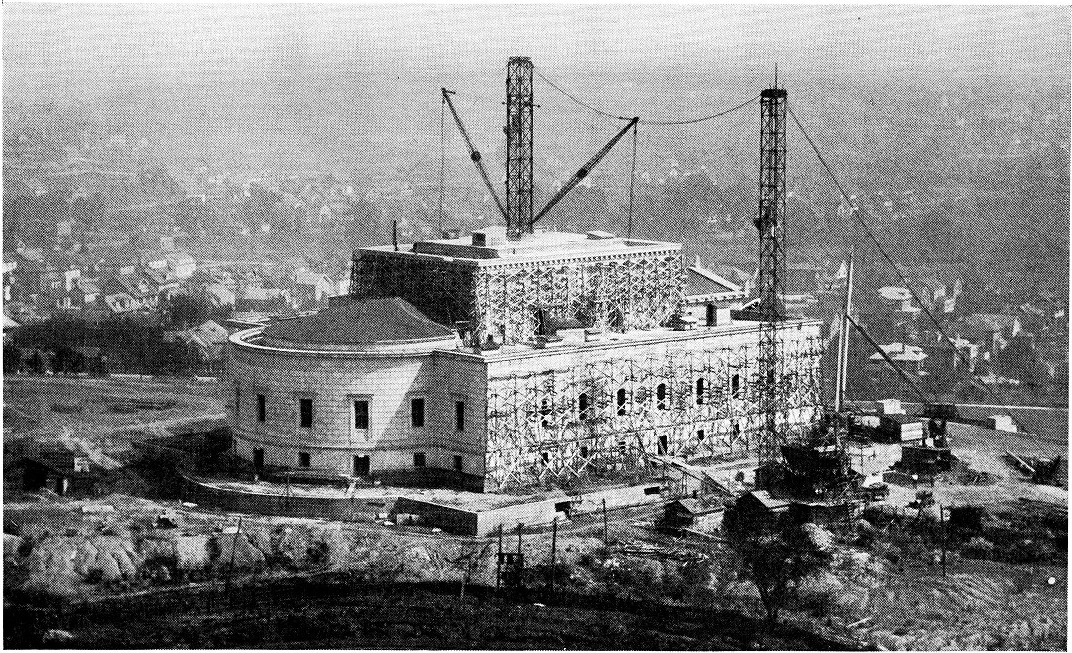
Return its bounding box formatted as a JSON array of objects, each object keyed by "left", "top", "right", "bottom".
[{"left": 226, "top": 58, "right": 824, "bottom": 493}]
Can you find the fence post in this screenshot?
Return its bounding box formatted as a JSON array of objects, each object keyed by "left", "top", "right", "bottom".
[
  {"left": 550, "top": 517, "right": 558, "bottom": 594},
  {"left": 602, "top": 499, "right": 609, "bottom": 546},
  {"left": 496, "top": 524, "right": 503, "bottom": 591},
  {"left": 939, "top": 503, "right": 947, "bottom": 577}
]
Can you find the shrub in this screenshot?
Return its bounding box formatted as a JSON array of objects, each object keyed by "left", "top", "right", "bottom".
[
  {"left": 1006, "top": 538, "right": 1054, "bottom": 564},
  {"left": 962, "top": 536, "right": 994, "bottom": 559},
  {"left": 948, "top": 505, "right": 986, "bottom": 534}
]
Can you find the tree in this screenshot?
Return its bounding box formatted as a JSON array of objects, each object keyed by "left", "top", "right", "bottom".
[
  {"left": 723, "top": 504, "right": 833, "bottom": 625},
  {"left": 994, "top": 334, "right": 1042, "bottom": 388},
  {"left": 3, "top": 342, "right": 21, "bottom": 373},
  {"left": 166, "top": 293, "right": 211, "bottom": 328}
]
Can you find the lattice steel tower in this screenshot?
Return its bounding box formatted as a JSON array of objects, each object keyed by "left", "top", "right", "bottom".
[
  {"left": 754, "top": 85, "right": 788, "bottom": 468},
  {"left": 505, "top": 56, "right": 534, "bottom": 240}
]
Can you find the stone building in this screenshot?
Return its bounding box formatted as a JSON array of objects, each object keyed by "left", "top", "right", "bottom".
[{"left": 227, "top": 228, "right": 824, "bottom": 493}]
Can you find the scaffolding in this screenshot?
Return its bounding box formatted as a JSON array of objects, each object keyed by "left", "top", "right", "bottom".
[
  {"left": 351, "top": 249, "right": 684, "bottom": 346},
  {"left": 505, "top": 57, "right": 534, "bottom": 239},
  {"left": 484, "top": 334, "right": 824, "bottom": 492},
  {"left": 755, "top": 86, "right": 790, "bottom": 469}
]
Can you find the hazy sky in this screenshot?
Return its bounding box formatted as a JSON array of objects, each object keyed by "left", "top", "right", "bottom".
[{"left": 4, "top": 4, "right": 1069, "bottom": 174}]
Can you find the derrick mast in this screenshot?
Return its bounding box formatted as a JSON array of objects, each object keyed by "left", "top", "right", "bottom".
[
  {"left": 755, "top": 85, "right": 788, "bottom": 468},
  {"left": 505, "top": 56, "right": 534, "bottom": 239}
]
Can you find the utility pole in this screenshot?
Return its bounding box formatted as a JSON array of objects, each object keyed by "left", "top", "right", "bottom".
[
  {"left": 224, "top": 516, "right": 243, "bottom": 602},
  {"left": 939, "top": 503, "right": 947, "bottom": 577},
  {"left": 496, "top": 524, "right": 503, "bottom": 590},
  {"left": 602, "top": 499, "right": 609, "bottom": 545},
  {"left": 834, "top": 246, "right": 855, "bottom": 414},
  {"left": 549, "top": 518, "right": 558, "bottom": 594}
]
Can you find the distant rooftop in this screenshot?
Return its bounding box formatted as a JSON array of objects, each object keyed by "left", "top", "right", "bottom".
[{"left": 359, "top": 227, "right": 680, "bottom": 264}]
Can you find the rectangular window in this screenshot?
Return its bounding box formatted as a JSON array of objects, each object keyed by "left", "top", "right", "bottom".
[
  {"left": 413, "top": 452, "right": 426, "bottom": 468},
  {"left": 453, "top": 455, "right": 464, "bottom": 473},
  {"left": 298, "top": 398, "right": 313, "bottom": 428},
  {"left": 580, "top": 445, "right": 590, "bottom": 458},
  {"left": 455, "top": 400, "right": 465, "bottom": 431},
  {"left": 353, "top": 455, "right": 370, "bottom": 476},
  {"left": 257, "top": 394, "right": 266, "bottom": 422},
  {"left": 298, "top": 451, "right": 310, "bottom": 468},
  {"left": 411, "top": 397, "right": 425, "bottom": 428},
  {"left": 353, "top": 400, "right": 369, "bottom": 430},
  {"left": 658, "top": 435, "right": 668, "bottom": 455},
  {"left": 706, "top": 303, "right": 716, "bottom": 326}
]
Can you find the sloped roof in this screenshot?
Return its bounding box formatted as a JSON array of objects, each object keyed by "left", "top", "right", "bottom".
[
  {"left": 190, "top": 320, "right": 228, "bottom": 345},
  {"left": 685, "top": 266, "right": 744, "bottom": 298},
  {"left": 262, "top": 297, "right": 453, "bottom": 346},
  {"left": 747, "top": 490, "right": 791, "bottom": 511}
]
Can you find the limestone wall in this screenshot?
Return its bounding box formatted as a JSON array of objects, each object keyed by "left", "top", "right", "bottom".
[{"left": 227, "top": 333, "right": 489, "bottom": 477}]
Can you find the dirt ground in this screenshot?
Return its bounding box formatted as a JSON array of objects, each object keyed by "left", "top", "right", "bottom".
[
  {"left": 6, "top": 578, "right": 861, "bottom": 650},
  {"left": 3, "top": 375, "right": 1067, "bottom": 649},
  {"left": 3, "top": 374, "right": 224, "bottom": 442}
]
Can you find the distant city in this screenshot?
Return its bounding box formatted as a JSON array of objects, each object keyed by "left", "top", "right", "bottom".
[{"left": 3, "top": 80, "right": 1068, "bottom": 405}]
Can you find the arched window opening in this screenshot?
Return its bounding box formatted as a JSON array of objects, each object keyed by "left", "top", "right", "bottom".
[
  {"left": 695, "top": 378, "right": 707, "bottom": 406},
  {"left": 616, "top": 388, "right": 627, "bottom": 416},
  {"left": 656, "top": 383, "right": 668, "bottom": 410},
  {"left": 731, "top": 373, "right": 742, "bottom": 399},
  {"left": 540, "top": 397, "right": 552, "bottom": 428},
  {"left": 578, "top": 392, "right": 590, "bottom": 420}
]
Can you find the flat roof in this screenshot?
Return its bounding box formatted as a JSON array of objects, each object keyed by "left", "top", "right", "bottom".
[{"left": 358, "top": 229, "right": 680, "bottom": 266}]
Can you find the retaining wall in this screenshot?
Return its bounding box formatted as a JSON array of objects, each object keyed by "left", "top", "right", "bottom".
[{"left": 182, "top": 476, "right": 395, "bottom": 523}]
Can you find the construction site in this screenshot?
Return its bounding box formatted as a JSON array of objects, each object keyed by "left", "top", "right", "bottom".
[{"left": 5, "top": 54, "right": 1067, "bottom": 650}]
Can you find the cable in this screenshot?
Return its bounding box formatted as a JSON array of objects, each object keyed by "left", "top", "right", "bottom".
[
  {"left": 535, "top": 68, "right": 760, "bottom": 126},
  {"left": 534, "top": 69, "right": 632, "bottom": 121},
  {"left": 788, "top": 101, "right": 1027, "bottom": 431}
]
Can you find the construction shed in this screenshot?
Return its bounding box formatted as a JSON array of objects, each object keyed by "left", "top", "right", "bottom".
[
  {"left": 734, "top": 490, "right": 792, "bottom": 528},
  {"left": 788, "top": 500, "right": 855, "bottom": 527},
  {"left": 664, "top": 498, "right": 725, "bottom": 532},
  {"left": 7, "top": 450, "right": 101, "bottom": 497}
]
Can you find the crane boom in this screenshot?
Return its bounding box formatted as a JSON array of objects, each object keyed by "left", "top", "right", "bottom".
[
  {"left": 531, "top": 117, "right": 639, "bottom": 228},
  {"left": 441, "top": 88, "right": 508, "bottom": 222},
  {"left": 844, "top": 313, "right": 935, "bottom": 405}
]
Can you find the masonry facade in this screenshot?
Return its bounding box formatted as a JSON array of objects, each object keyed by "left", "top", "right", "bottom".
[{"left": 228, "top": 229, "right": 824, "bottom": 493}]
